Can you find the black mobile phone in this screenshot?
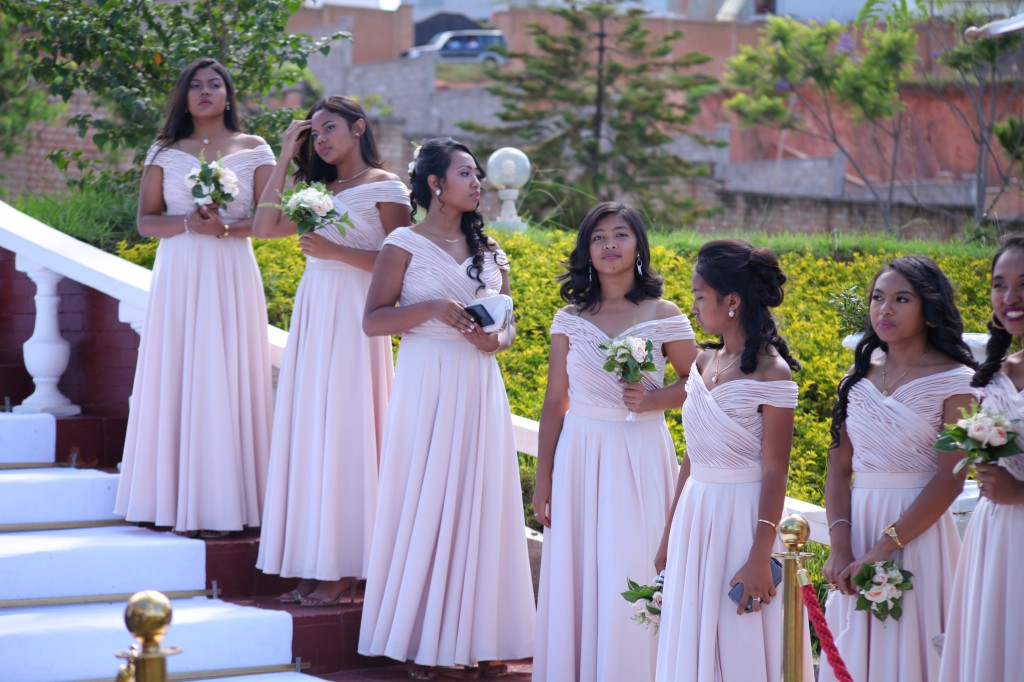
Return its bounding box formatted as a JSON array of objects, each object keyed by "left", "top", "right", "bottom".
[
  {"left": 464, "top": 303, "right": 495, "bottom": 328},
  {"left": 728, "top": 557, "right": 783, "bottom": 613}
]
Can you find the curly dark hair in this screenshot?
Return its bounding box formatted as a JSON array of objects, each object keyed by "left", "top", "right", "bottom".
[
  {"left": 557, "top": 202, "right": 663, "bottom": 312},
  {"left": 293, "top": 95, "right": 384, "bottom": 184},
  {"left": 409, "top": 137, "right": 495, "bottom": 291},
  {"left": 973, "top": 235, "right": 1024, "bottom": 387},
  {"left": 694, "top": 239, "right": 800, "bottom": 377},
  {"left": 830, "top": 255, "right": 977, "bottom": 444},
  {"left": 155, "top": 57, "right": 241, "bottom": 154}
]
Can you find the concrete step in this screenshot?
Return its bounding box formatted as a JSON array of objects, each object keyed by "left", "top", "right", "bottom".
[
  {"left": 0, "top": 597, "right": 293, "bottom": 682},
  {"left": 0, "top": 468, "right": 119, "bottom": 525},
  {"left": 0, "top": 413, "right": 55, "bottom": 465},
  {"left": 0, "top": 526, "right": 204, "bottom": 601}
]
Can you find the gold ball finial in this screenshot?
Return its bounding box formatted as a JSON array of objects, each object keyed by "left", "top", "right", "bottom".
[
  {"left": 777, "top": 514, "right": 810, "bottom": 552},
  {"left": 124, "top": 590, "right": 172, "bottom": 653}
]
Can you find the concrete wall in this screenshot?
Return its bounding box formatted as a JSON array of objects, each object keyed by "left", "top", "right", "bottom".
[{"left": 723, "top": 153, "right": 847, "bottom": 198}]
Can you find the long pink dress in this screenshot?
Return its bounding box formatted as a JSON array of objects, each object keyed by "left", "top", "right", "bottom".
[
  {"left": 819, "top": 367, "right": 975, "bottom": 682},
  {"left": 357, "top": 228, "right": 535, "bottom": 667},
  {"left": 938, "top": 372, "right": 1024, "bottom": 681},
  {"left": 115, "top": 144, "right": 275, "bottom": 532},
  {"left": 533, "top": 311, "right": 693, "bottom": 682},
  {"left": 256, "top": 180, "right": 409, "bottom": 581},
  {"left": 656, "top": 365, "right": 813, "bottom": 682}
]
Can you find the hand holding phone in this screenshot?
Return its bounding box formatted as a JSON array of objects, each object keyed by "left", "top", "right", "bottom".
[{"left": 728, "top": 557, "right": 783, "bottom": 613}]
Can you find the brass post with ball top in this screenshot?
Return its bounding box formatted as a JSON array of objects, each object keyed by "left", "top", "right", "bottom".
[
  {"left": 774, "top": 514, "right": 814, "bottom": 682},
  {"left": 115, "top": 590, "right": 181, "bottom": 682}
]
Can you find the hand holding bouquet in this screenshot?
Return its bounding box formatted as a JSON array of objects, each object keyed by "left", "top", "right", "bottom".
[
  {"left": 853, "top": 560, "right": 913, "bottom": 623},
  {"left": 598, "top": 335, "right": 655, "bottom": 421},
  {"left": 265, "top": 182, "right": 352, "bottom": 235},
  {"left": 621, "top": 571, "right": 664, "bottom": 633},
  {"left": 185, "top": 151, "right": 239, "bottom": 209},
  {"left": 935, "top": 401, "right": 1022, "bottom": 474}
]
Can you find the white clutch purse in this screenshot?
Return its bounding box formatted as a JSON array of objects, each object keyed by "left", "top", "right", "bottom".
[{"left": 464, "top": 294, "right": 514, "bottom": 334}]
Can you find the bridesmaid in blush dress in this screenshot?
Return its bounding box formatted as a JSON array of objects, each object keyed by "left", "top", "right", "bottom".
[
  {"left": 939, "top": 236, "right": 1024, "bottom": 682},
  {"left": 115, "top": 58, "right": 275, "bottom": 537},
  {"left": 359, "top": 138, "right": 534, "bottom": 679},
  {"left": 655, "top": 240, "right": 812, "bottom": 682},
  {"left": 531, "top": 202, "right": 698, "bottom": 682},
  {"left": 820, "top": 256, "right": 977, "bottom": 682},
  {"left": 253, "top": 96, "right": 410, "bottom": 607}
]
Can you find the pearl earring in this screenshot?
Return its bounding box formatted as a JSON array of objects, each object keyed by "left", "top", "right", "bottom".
[
  {"left": 435, "top": 188, "right": 441, "bottom": 197},
  {"left": 728, "top": 309, "right": 735, "bottom": 318},
  {"left": 226, "top": 103, "right": 231, "bottom": 111}
]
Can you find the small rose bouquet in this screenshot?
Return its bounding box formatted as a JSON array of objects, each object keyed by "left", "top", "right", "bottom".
[
  {"left": 265, "top": 182, "right": 352, "bottom": 235},
  {"left": 598, "top": 335, "right": 655, "bottom": 421},
  {"left": 934, "top": 401, "right": 1022, "bottom": 474},
  {"left": 621, "top": 571, "right": 664, "bottom": 633},
  {"left": 853, "top": 560, "right": 913, "bottom": 623},
  {"left": 184, "top": 151, "right": 239, "bottom": 208}
]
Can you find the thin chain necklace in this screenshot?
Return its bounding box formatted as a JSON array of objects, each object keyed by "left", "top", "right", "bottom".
[
  {"left": 424, "top": 225, "right": 462, "bottom": 243},
  {"left": 881, "top": 350, "right": 930, "bottom": 396},
  {"left": 711, "top": 348, "right": 741, "bottom": 384},
  {"left": 333, "top": 165, "right": 371, "bottom": 185}
]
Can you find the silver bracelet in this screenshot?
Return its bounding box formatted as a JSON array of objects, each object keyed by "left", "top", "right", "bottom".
[
  {"left": 757, "top": 518, "right": 777, "bottom": 529},
  {"left": 183, "top": 215, "right": 192, "bottom": 234},
  {"left": 828, "top": 518, "right": 852, "bottom": 531}
]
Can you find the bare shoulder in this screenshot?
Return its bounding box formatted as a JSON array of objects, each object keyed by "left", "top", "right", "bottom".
[
  {"left": 485, "top": 236, "right": 502, "bottom": 252},
  {"left": 759, "top": 353, "right": 794, "bottom": 382},
  {"left": 368, "top": 168, "right": 403, "bottom": 184},
  {"left": 236, "top": 133, "right": 270, "bottom": 150},
  {"left": 651, "top": 298, "right": 683, "bottom": 319},
  {"left": 558, "top": 304, "right": 579, "bottom": 317}
]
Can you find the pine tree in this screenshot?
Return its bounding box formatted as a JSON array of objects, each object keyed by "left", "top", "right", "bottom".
[{"left": 461, "top": 0, "right": 717, "bottom": 229}]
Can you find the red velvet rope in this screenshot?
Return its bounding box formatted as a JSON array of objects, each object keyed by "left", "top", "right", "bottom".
[{"left": 801, "top": 584, "right": 853, "bottom": 682}]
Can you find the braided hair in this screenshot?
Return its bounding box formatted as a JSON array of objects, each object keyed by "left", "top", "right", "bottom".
[
  {"left": 694, "top": 239, "right": 801, "bottom": 375},
  {"left": 973, "top": 235, "right": 1024, "bottom": 387},
  {"left": 557, "top": 202, "right": 663, "bottom": 312},
  {"left": 830, "top": 255, "right": 977, "bottom": 444},
  {"left": 408, "top": 137, "right": 495, "bottom": 290}
]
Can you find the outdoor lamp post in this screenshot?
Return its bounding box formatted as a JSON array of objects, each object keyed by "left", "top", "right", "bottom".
[{"left": 486, "top": 147, "right": 531, "bottom": 232}]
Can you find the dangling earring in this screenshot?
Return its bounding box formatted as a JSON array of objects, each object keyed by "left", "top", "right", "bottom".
[
  {"left": 226, "top": 103, "right": 231, "bottom": 111},
  {"left": 588, "top": 261, "right": 593, "bottom": 283},
  {"left": 636, "top": 254, "right": 643, "bottom": 276},
  {"left": 992, "top": 311, "right": 1006, "bottom": 331},
  {"left": 728, "top": 308, "right": 735, "bottom": 318}
]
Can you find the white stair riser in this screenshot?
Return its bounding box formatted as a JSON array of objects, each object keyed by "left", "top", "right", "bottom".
[
  {"left": 0, "top": 527, "right": 205, "bottom": 600},
  {"left": 0, "top": 413, "right": 55, "bottom": 464},
  {"left": 0, "top": 598, "right": 293, "bottom": 682},
  {"left": 0, "top": 469, "right": 120, "bottom": 524}
]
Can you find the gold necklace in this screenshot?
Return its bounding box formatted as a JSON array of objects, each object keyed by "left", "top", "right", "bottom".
[
  {"left": 881, "top": 350, "right": 930, "bottom": 396},
  {"left": 711, "top": 349, "right": 741, "bottom": 384},
  {"left": 426, "top": 227, "right": 462, "bottom": 244}
]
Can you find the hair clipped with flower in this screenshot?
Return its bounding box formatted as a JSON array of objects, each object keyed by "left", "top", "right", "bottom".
[{"left": 408, "top": 144, "right": 421, "bottom": 184}]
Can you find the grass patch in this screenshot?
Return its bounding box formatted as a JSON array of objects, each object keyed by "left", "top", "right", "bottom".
[
  {"left": 435, "top": 61, "right": 497, "bottom": 84},
  {"left": 13, "top": 185, "right": 141, "bottom": 252}
]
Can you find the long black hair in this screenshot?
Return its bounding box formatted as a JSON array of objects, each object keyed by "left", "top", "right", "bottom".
[
  {"left": 830, "top": 255, "right": 977, "bottom": 443},
  {"left": 156, "top": 57, "right": 240, "bottom": 153},
  {"left": 557, "top": 201, "right": 663, "bottom": 312},
  {"left": 409, "top": 137, "right": 495, "bottom": 290},
  {"left": 973, "top": 235, "right": 1024, "bottom": 387},
  {"left": 694, "top": 239, "right": 800, "bottom": 375},
  {"left": 293, "top": 95, "right": 384, "bottom": 184}
]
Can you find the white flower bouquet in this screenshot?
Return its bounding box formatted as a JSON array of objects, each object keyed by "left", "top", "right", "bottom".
[
  {"left": 265, "top": 182, "right": 353, "bottom": 235},
  {"left": 598, "top": 335, "right": 655, "bottom": 421},
  {"left": 853, "top": 560, "right": 913, "bottom": 623},
  {"left": 621, "top": 571, "right": 664, "bottom": 633},
  {"left": 184, "top": 151, "right": 239, "bottom": 208},
  {"left": 934, "top": 401, "right": 1022, "bottom": 474}
]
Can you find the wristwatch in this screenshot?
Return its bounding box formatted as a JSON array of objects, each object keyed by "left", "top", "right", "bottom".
[{"left": 882, "top": 523, "right": 904, "bottom": 549}]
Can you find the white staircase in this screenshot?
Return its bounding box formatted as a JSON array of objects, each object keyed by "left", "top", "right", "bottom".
[{"left": 0, "top": 413, "right": 316, "bottom": 682}]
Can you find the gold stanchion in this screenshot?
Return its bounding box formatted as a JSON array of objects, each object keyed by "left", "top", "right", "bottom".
[
  {"left": 773, "top": 514, "right": 814, "bottom": 682},
  {"left": 115, "top": 590, "right": 181, "bottom": 682}
]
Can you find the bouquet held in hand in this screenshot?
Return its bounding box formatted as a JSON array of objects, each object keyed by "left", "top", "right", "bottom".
[
  {"left": 184, "top": 151, "right": 239, "bottom": 208},
  {"left": 854, "top": 560, "right": 913, "bottom": 623},
  {"left": 598, "top": 335, "right": 656, "bottom": 383},
  {"left": 934, "top": 401, "right": 1022, "bottom": 474},
  {"left": 268, "top": 182, "right": 352, "bottom": 235},
  {"left": 621, "top": 571, "right": 664, "bottom": 633}
]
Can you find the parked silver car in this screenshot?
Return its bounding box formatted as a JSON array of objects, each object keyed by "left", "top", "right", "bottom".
[{"left": 402, "top": 30, "right": 508, "bottom": 65}]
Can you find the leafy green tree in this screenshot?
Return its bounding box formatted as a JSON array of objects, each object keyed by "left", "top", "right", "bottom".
[
  {"left": 460, "top": 0, "right": 717, "bottom": 229},
  {"left": 2, "top": 0, "right": 346, "bottom": 169},
  {"left": 0, "top": 15, "right": 63, "bottom": 159},
  {"left": 725, "top": 9, "right": 920, "bottom": 230}
]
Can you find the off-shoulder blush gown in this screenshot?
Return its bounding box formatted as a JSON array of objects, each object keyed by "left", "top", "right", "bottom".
[
  {"left": 819, "top": 367, "right": 975, "bottom": 682},
  {"left": 938, "top": 372, "right": 1024, "bottom": 681},
  {"left": 115, "top": 144, "right": 275, "bottom": 532},
  {"left": 656, "top": 365, "right": 813, "bottom": 682},
  {"left": 533, "top": 311, "right": 694, "bottom": 682},
  {"left": 256, "top": 180, "right": 409, "bottom": 582},
  {"left": 357, "top": 227, "right": 535, "bottom": 667}
]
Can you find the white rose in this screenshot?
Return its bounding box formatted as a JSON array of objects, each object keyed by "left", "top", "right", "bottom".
[
  {"left": 864, "top": 584, "right": 888, "bottom": 603},
  {"left": 184, "top": 172, "right": 200, "bottom": 190},
  {"left": 631, "top": 600, "right": 646, "bottom": 614},
  {"left": 883, "top": 583, "right": 901, "bottom": 600},
  {"left": 626, "top": 336, "right": 647, "bottom": 363},
  {"left": 285, "top": 193, "right": 304, "bottom": 213},
  {"left": 652, "top": 591, "right": 663, "bottom": 608},
  {"left": 887, "top": 568, "right": 903, "bottom": 585},
  {"left": 967, "top": 416, "right": 996, "bottom": 445},
  {"left": 956, "top": 418, "right": 971, "bottom": 431},
  {"left": 313, "top": 194, "right": 334, "bottom": 217}
]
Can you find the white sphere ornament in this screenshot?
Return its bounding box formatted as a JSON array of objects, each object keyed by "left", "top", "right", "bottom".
[{"left": 486, "top": 147, "right": 531, "bottom": 231}]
